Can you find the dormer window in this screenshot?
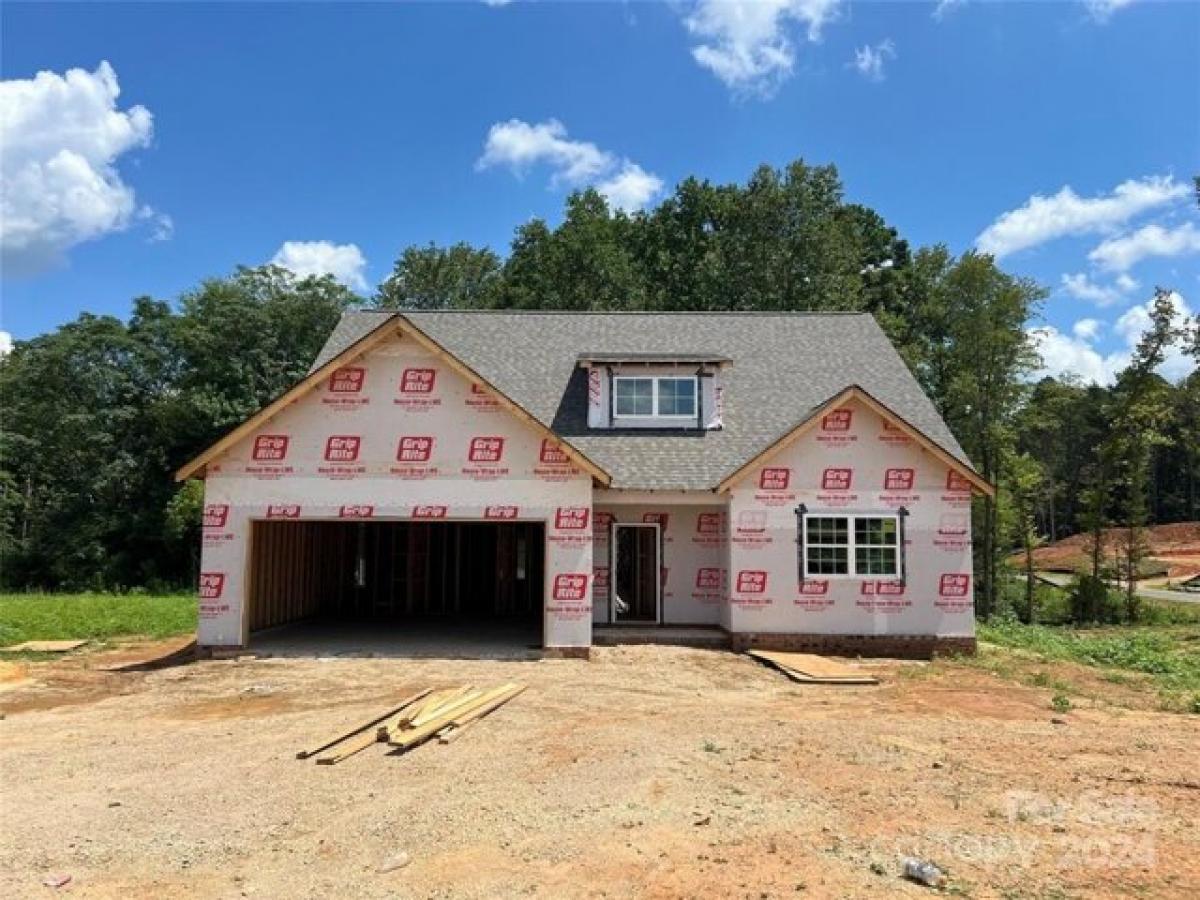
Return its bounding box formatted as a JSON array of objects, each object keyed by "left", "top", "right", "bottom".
[
  {"left": 613, "top": 376, "right": 697, "bottom": 420},
  {"left": 579, "top": 352, "right": 730, "bottom": 431}
]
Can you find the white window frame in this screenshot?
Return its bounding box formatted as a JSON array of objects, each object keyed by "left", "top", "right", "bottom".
[
  {"left": 612, "top": 375, "right": 698, "bottom": 420},
  {"left": 802, "top": 512, "right": 902, "bottom": 579}
]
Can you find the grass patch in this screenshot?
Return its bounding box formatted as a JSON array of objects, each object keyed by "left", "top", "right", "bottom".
[
  {"left": 0, "top": 592, "right": 197, "bottom": 648},
  {"left": 978, "top": 619, "right": 1200, "bottom": 712}
]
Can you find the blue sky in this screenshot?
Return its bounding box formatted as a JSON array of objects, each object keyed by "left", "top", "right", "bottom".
[{"left": 2, "top": 0, "right": 1198, "bottom": 383}]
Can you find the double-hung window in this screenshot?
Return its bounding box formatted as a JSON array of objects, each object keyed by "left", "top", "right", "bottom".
[
  {"left": 802, "top": 514, "right": 901, "bottom": 577},
  {"left": 613, "top": 376, "right": 697, "bottom": 420}
]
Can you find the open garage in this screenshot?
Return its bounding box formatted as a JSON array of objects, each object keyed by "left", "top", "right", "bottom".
[{"left": 244, "top": 520, "right": 545, "bottom": 655}]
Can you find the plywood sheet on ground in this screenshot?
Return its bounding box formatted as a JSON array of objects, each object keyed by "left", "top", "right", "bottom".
[
  {"left": 2, "top": 640, "right": 87, "bottom": 653},
  {"left": 747, "top": 650, "right": 878, "bottom": 684}
]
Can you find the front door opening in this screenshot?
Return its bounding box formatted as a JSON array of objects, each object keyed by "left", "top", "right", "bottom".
[{"left": 612, "top": 523, "right": 660, "bottom": 623}]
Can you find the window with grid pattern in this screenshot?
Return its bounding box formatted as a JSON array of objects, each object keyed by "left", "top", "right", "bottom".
[
  {"left": 802, "top": 514, "right": 900, "bottom": 577},
  {"left": 613, "top": 376, "right": 697, "bottom": 419}
]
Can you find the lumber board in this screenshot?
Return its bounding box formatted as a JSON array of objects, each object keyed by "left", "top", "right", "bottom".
[
  {"left": 436, "top": 685, "right": 526, "bottom": 743},
  {"left": 315, "top": 727, "right": 382, "bottom": 765},
  {"left": 3, "top": 639, "right": 87, "bottom": 653},
  {"left": 297, "top": 688, "right": 432, "bottom": 760},
  {"left": 401, "top": 688, "right": 456, "bottom": 726},
  {"left": 747, "top": 650, "right": 878, "bottom": 685},
  {"left": 385, "top": 685, "right": 520, "bottom": 750},
  {"left": 409, "top": 685, "right": 475, "bottom": 727}
]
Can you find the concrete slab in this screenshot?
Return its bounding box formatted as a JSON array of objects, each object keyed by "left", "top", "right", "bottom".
[{"left": 247, "top": 619, "right": 543, "bottom": 660}]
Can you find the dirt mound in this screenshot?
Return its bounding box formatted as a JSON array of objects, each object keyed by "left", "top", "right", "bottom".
[{"left": 1014, "top": 522, "right": 1200, "bottom": 577}]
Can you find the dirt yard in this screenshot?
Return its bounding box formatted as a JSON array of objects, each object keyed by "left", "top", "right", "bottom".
[{"left": 2, "top": 641, "right": 1197, "bottom": 899}]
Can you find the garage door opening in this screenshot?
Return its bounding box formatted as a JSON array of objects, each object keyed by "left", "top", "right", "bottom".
[{"left": 246, "top": 520, "right": 544, "bottom": 655}]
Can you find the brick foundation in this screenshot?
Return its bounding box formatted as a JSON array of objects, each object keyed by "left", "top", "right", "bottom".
[
  {"left": 542, "top": 646, "right": 591, "bottom": 660},
  {"left": 729, "top": 633, "right": 976, "bottom": 660}
]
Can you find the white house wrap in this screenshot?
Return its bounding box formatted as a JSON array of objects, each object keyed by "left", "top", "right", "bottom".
[{"left": 180, "top": 311, "right": 990, "bottom": 658}]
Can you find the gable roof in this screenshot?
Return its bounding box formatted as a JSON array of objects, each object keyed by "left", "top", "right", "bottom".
[
  {"left": 175, "top": 316, "right": 610, "bottom": 484},
  {"left": 308, "top": 310, "right": 982, "bottom": 492}
]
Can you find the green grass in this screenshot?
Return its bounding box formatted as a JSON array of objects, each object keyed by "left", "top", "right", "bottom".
[
  {"left": 0, "top": 592, "right": 197, "bottom": 648},
  {"left": 977, "top": 617, "right": 1200, "bottom": 712}
]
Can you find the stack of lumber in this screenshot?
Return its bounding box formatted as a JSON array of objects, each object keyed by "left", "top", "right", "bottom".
[
  {"left": 746, "top": 649, "right": 879, "bottom": 685},
  {"left": 298, "top": 683, "right": 525, "bottom": 765}
]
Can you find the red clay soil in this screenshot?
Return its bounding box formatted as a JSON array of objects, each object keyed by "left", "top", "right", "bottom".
[{"left": 1014, "top": 522, "right": 1200, "bottom": 578}]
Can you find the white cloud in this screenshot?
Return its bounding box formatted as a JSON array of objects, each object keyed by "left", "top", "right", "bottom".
[
  {"left": 269, "top": 241, "right": 368, "bottom": 290},
  {"left": 1084, "top": 0, "right": 1138, "bottom": 23},
  {"left": 0, "top": 330, "right": 12, "bottom": 357},
  {"left": 1030, "top": 290, "right": 1195, "bottom": 385},
  {"left": 477, "top": 119, "right": 612, "bottom": 185},
  {"left": 1087, "top": 221, "right": 1200, "bottom": 273},
  {"left": 1060, "top": 271, "right": 1136, "bottom": 307},
  {"left": 849, "top": 39, "right": 895, "bottom": 82},
  {"left": 0, "top": 61, "right": 160, "bottom": 276},
  {"left": 975, "top": 175, "right": 1188, "bottom": 259},
  {"left": 1115, "top": 273, "right": 1139, "bottom": 292},
  {"left": 595, "top": 163, "right": 665, "bottom": 213},
  {"left": 684, "top": 0, "right": 842, "bottom": 98},
  {"left": 477, "top": 118, "right": 663, "bottom": 211},
  {"left": 933, "top": 0, "right": 965, "bottom": 21}
]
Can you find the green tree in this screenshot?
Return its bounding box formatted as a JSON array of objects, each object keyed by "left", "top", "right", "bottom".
[
  {"left": 375, "top": 242, "right": 501, "bottom": 309},
  {"left": 935, "top": 252, "right": 1044, "bottom": 619}
]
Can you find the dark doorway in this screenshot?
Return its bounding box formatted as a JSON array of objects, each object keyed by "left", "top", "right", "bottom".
[
  {"left": 247, "top": 520, "right": 544, "bottom": 643},
  {"left": 612, "top": 524, "right": 660, "bottom": 623}
]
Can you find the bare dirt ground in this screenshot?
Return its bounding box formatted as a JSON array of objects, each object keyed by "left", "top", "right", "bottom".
[
  {"left": 1015, "top": 522, "right": 1200, "bottom": 581},
  {"left": 2, "top": 641, "right": 1198, "bottom": 899}
]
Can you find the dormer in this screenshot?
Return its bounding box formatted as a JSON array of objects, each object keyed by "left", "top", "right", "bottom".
[{"left": 577, "top": 353, "right": 730, "bottom": 430}]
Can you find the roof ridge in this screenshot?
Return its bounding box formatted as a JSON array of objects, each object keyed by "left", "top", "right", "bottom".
[{"left": 371, "top": 309, "right": 871, "bottom": 317}]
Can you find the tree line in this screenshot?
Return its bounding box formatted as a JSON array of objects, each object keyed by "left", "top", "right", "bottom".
[{"left": 2, "top": 160, "right": 1197, "bottom": 620}]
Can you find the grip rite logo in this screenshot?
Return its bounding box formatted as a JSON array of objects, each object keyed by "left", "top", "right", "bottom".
[
  {"left": 821, "top": 408, "right": 853, "bottom": 432},
  {"left": 553, "top": 573, "right": 589, "bottom": 601},
  {"left": 939, "top": 573, "right": 971, "bottom": 597},
  {"left": 339, "top": 505, "right": 374, "bottom": 518},
  {"left": 328, "top": 367, "right": 365, "bottom": 393},
  {"left": 642, "top": 512, "right": 669, "bottom": 529},
  {"left": 198, "top": 573, "right": 225, "bottom": 599},
  {"left": 266, "top": 504, "right": 301, "bottom": 518},
  {"left": 736, "top": 570, "right": 767, "bottom": 593},
  {"left": 555, "top": 507, "right": 590, "bottom": 530},
  {"left": 324, "top": 435, "right": 361, "bottom": 462},
  {"left": 484, "top": 505, "right": 518, "bottom": 520},
  {"left": 251, "top": 435, "right": 289, "bottom": 461},
  {"left": 202, "top": 504, "right": 229, "bottom": 529},
  {"left": 695, "top": 568, "right": 723, "bottom": 590},
  {"left": 821, "top": 468, "right": 853, "bottom": 491},
  {"left": 539, "top": 439, "right": 570, "bottom": 464},
  {"left": 884, "top": 468, "right": 915, "bottom": 491},
  {"left": 946, "top": 471, "right": 972, "bottom": 492},
  {"left": 759, "top": 467, "right": 791, "bottom": 490},
  {"left": 696, "top": 512, "right": 721, "bottom": 535},
  {"left": 412, "top": 505, "right": 447, "bottom": 519},
  {"left": 467, "top": 436, "right": 505, "bottom": 462},
  {"left": 396, "top": 436, "right": 434, "bottom": 462},
  {"left": 400, "top": 368, "right": 436, "bottom": 394}
]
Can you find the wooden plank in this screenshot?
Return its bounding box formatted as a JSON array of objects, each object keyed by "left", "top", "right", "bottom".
[
  {"left": 314, "top": 728, "right": 380, "bottom": 765},
  {"left": 409, "top": 688, "right": 483, "bottom": 728},
  {"left": 747, "top": 650, "right": 878, "bottom": 685},
  {"left": 385, "top": 685, "right": 521, "bottom": 750},
  {"left": 298, "top": 688, "right": 431, "bottom": 760},
  {"left": 2, "top": 639, "right": 87, "bottom": 653},
  {"left": 437, "top": 684, "right": 526, "bottom": 742}
]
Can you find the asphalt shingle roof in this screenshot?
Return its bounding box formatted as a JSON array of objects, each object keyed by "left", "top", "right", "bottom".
[{"left": 310, "top": 310, "right": 972, "bottom": 491}]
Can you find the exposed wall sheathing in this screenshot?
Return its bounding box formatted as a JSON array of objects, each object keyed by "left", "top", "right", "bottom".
[
  {"left": 197, "top": 333, "right": 593, "bottom": 648},
  {"left": 725, "top": 397, "right": 975, "bottom": 640},
  {"left": 592, "top": 503, "right": 727, "bottom": 625}
]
